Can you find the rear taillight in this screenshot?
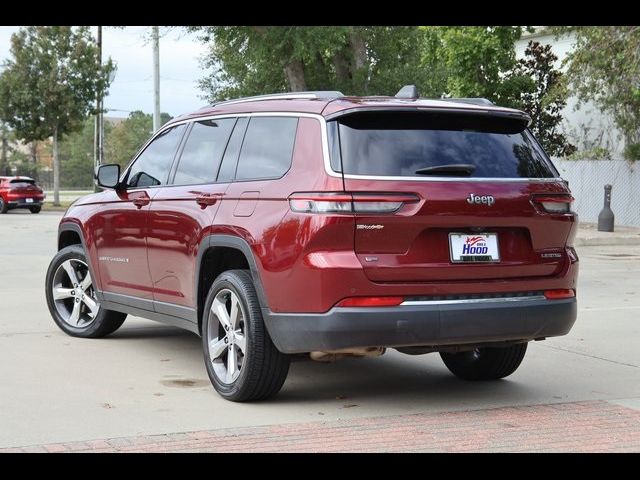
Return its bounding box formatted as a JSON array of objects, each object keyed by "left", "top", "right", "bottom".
[
  {"left": 532, "top": 194, "right": 574, "bottom": 214},
  {"left": 289, "top": 192, "right": 419, "bottom": 214},
  {"left": 336, "top": 296, "right": 404, "bottom": 307},
  {"left": 544, "top": 289, "right": 575, "bottom": 300}
]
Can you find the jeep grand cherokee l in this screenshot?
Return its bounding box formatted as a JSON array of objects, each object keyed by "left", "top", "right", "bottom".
[{"left": 45, "top": 87, "right": 578, "bottom": 402}]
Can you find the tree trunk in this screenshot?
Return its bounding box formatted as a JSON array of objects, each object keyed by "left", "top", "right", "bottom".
[
  {"left": 350, "top": 31, "right": 367, "bottom": 70},
  {"left": 283, "top": 60, "right": 307, "bottom": 91},
  {"left": 349, "top": 29, "right": 369, "bottom": 92},
  {"left": 30, "top": 141, "right": 37, "bottom": 164},
  {"left": 333, "top": 50, "right": 350, "bottom": 84},
  {"left": 53, "top": 128, "right": 60, "bottom": 207},
  {"left": 0, "top": 129, "right": 7, "bottom": 175}
]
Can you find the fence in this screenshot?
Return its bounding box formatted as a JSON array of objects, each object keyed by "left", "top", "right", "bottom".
[{"left": 553, "top": 159, "right": 640, "bottom": 227}]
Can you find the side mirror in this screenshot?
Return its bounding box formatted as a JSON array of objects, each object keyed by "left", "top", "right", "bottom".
[{"left": 95, "top": 164, "right": 121, "bottom": 190}]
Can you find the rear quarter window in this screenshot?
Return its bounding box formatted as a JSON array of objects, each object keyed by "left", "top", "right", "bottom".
[
  {"left": 235, "top": 117, "right": 298, "bottom": 181},
  {"left": 330, "top": 111, "right": 557, "bottom": 179}
]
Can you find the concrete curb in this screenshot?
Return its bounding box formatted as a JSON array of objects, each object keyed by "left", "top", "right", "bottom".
[
  {"left": 575, "top": 223, "right": 640, "bottom": 247},
  {"left": 575, "top": 236, "right": 640, "bottom": 247}
]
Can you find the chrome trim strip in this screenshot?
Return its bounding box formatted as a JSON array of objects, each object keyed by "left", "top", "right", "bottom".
[
  {"left": 401, "top": 295, "right": 547, "bottom": 306},
  {"left": 341, "top": 174, "right": 564, "bottom": 183},
  {"left": 122, "top": 112, "right": 338, "bottom": 182}
]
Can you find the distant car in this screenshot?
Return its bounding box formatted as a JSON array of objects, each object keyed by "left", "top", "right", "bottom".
[{"left": 0, "top": 176, "right": 46, "bottom": 214}]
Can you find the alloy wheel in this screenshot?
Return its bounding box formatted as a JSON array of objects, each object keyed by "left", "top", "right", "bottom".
[
  {"left": 51, "top": 259, "right": 100, "bottom": 328},
  {"left": 207, "top": 288, "right": 247, "bottom": 384}
]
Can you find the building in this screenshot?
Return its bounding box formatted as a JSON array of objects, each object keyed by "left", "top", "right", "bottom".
[{"left": 515, "top": 27, "right": 624, "bottom": 159}]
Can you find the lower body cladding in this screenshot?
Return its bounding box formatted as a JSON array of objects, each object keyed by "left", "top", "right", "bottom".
[{"left": 263, "top": 296, "right": 577, "bottom": 354}]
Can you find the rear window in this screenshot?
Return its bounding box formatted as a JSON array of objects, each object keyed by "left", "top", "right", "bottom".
[
  {"left": 9, "top": 180, "right": 36, "bottom": 187},
  {"left": 330, "top": 112, "right": 557, "bottom": 179}
]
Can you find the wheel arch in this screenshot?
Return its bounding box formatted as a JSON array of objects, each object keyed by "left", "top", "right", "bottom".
[
  {"left": 57, "top": 223, "right": 101, "bottom": 296},
  {"left": 195, "top": 235, "right": 269, "bottom": 334}
]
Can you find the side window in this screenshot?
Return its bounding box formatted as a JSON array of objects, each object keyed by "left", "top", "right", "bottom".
[
  {"left": 126, "top": 125, "right": 186, "bottom": 188},
  {"left": 217, "top": 117, "right": 248, "bottom": 183},
  {"left": 327, "top": 121, "right": 342, "bottom": 172},
  {"left": 235, "top": 117, "right": 298, "bottom": 181},
  {"left": 173, "top": 118, "right": 236, "bottom": 186}
]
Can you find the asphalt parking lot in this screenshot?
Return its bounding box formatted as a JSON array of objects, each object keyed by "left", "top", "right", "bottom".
[{"left": 1, "top": 211, "right": 639, "bottom": 452}]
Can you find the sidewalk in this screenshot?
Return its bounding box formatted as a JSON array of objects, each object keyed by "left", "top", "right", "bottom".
[
  {"left": 575, "top": 222, "right": 640, "bottom": 247},
  {"left": 2, "top": 400, "right": 638, "bottom": 453}
]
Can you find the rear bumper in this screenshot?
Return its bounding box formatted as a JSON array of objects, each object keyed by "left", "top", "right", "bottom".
[
  {"left": 8, "top": 199, "right": 43, "bottom": 208},
  {"left": 264, "top": 296, "right": 577, "bottom": 354}
]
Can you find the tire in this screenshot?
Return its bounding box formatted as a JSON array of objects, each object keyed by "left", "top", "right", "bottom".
[
  {"left": 45, "top": 245, "right": 127, "bottom": 338},
  {"left": 29, "top": 206, "right": 41, "bottom": 214},
  {"left": 440, "top": 343, "right": 527, "bottom": 381},
  {"left": 0, "top": 197, "right": 7, "bottom": 214},
  {"left": 202, "top": 269, "right": 290, "bottom": 402}
]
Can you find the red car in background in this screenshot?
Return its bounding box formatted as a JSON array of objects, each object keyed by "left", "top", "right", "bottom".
[{"left": 0, "top": 176, "right": 46, "bottom": 214}]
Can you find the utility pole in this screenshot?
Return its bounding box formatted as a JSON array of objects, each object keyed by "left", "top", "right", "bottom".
[
  {"left": 152, "top": 26, "right": 161, "bottom": 132},
  {"left": 94, "top": 26, "right": 102, "bottom": 192},
  {"left": 97, "top": 26, "right": 104, "bottom": 166}
]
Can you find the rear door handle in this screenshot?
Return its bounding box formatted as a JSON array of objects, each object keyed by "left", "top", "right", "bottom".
[
  {"left": 133, "top": 198, "right": 150, "bottom": 209},
  {"left": 196, "top": 194, "right": 220, "bottom": 209}
]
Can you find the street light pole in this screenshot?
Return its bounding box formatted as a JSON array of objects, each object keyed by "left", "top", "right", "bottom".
[
  {"left": 97, "top": 26, "right": 104, "bottom": 166},
  {"left": 152, "top": 26, "right": 161, "bottom": 132}
]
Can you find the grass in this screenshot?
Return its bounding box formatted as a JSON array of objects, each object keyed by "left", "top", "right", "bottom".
[
  {"left": 42, "top": 201, "right": 74, "bottom": 212},
  {"left": 42, "top": 190, "right": 93, "bottom": 211}
]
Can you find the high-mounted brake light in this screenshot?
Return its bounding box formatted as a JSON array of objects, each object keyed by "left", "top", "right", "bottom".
[
  {"left": 289, "top": 192, "right": 419, "bottom": 214},
  {"left": 544, "top": 289, "right": 575, "bottom": 300},
  {"left": 532, "top": 194, "right": 574, "bottom": 214},
  {"left": 336, "top": 296, "right": 404, "bottom": 307}
]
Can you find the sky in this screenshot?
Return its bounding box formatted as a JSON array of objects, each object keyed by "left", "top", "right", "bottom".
[{"left": 0, "top": 26, "right": 210, "bottom": 119}]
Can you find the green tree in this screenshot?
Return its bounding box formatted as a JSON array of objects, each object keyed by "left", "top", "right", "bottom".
[
  {"left": 0, "top": 122, "right": 13, "bottom": 175},
  {"left": 190, "top": 26, "right": 530, "bottom": 107},
  {"left": 104, "top": 111, "right": 172, "bottom": 167},
  {"left": 190, "top": 26, "right": 429, "bottom": 101},
  {"left": 431, "top": 26, "right": 530, "bottom": 106},
  {"left": 512, "top": 41, "right": 576, "bottom": 157},
  {"left": 558, "top": 26, "right": 640, "bottom": 160},
  {"left": 56, "top": 118, "right": 112, "bottom": 188},
  {"left": 0, "top": 26, "right": 114, "bottom": 205}
]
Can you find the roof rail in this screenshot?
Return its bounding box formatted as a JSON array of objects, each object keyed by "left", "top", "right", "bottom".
[
  {"left": 214, "top": 91, "right": 344, "bottom": 108},
  {"left": 440, "top": 97, "right": 495, "bottom": 106}
]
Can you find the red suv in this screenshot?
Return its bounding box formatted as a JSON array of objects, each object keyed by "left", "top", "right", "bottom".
[
  {"left": 0, "top": 176, "right": 45, "bottom": 214},
  {"left": 45, "top": 88, "right": 578, "bottom": 401}
]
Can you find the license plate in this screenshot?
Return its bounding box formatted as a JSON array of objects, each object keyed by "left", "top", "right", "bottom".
[
  {"left": 25, "top": 198, "right": 33, "bottom": 203},
  {"left": 449, "top": 233, "right": 500, "bottom": 263}
]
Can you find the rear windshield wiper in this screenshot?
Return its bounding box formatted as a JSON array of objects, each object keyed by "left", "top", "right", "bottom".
[{"left": 415, "top": 164, "right": 476, "bottom": 176}]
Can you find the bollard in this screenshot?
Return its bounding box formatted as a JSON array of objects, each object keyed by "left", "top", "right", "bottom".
[{"left": 597, "top": 184, "right": 615, "bottom": 232}]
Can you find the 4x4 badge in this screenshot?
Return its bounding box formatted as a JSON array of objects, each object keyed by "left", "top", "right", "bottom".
[{"left": 466, "top": 193, "right": 495, "bottom": 206}]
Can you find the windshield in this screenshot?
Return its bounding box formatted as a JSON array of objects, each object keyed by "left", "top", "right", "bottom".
[{"left": 330, "top": 111, "right": 558, "bottom": 179}]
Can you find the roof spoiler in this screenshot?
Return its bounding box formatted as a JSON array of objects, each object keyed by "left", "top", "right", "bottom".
[{"left": 441, "top": 97, "right": 495, "bottom": 106}]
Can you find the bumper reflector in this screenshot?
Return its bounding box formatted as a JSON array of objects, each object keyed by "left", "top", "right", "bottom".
[
  {"left": 544, "top": 289, "right": 575, "bottom": 300},
  {"left": 336, "top": 296, "right": 404, "bottom": 307}
]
